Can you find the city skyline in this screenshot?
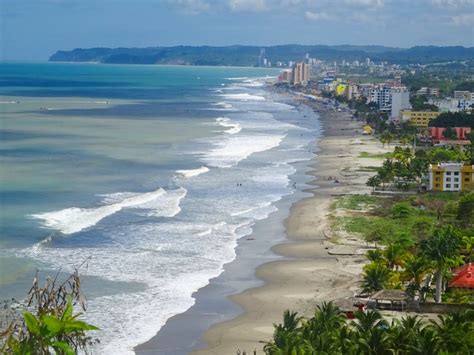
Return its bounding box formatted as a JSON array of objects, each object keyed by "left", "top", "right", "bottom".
[{"left": 1, "top": 0, "right": 473, "bottom": 61}]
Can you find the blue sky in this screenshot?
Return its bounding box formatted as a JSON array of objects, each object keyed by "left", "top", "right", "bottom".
[{"left": 1, "top": 0, "right": 473, "bottom": 60}]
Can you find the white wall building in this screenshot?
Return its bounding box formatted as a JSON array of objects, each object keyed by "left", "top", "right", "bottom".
[
  {"left": 391, "top": 88, "right": 411, "bottom": 119},
  {"left": 369, "top": 86, "right": 392, "bottom": 111}
]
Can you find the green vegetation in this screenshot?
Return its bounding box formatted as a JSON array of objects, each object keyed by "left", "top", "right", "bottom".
[
  {"left": 410, "top": 95, "right": 439, "bottom": 111},
  {"left": 264, "top": 303, "right": 474, "bottom": 354},
  {"left": 359, "top": 151, "right": 394, "bottom": 159},
  {"left": 334, "top": 194, "right": 380, "bottom": 210},
  {"left": 333, "top": 189, "right": 474, "bottom": 302},
  {"left": 429, "top": 111, "right": 474, "bottom": 129},
  {"left": 455, "top": 81, "right": 474, "bottom": 92},
  {"left": 1, "top": 271, "right": 98, "bottom": 354}
]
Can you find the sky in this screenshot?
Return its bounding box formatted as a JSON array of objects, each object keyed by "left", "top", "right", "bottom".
[{"left": 1, "top": 0, "right": 473, "bottom": 61}]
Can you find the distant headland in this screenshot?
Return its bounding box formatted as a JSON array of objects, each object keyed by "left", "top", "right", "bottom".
[{"left": 49, "top": 44, "right": 474, "bottom": 66}]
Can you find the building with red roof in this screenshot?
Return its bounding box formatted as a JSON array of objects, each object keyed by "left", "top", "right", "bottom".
[{"left": 449, "top": 263, "right": 474, "bottom": 289}]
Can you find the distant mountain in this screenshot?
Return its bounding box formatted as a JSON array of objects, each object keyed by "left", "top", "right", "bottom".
[{"left": 49, "top": 45, "right": 474, "bottom": 66}]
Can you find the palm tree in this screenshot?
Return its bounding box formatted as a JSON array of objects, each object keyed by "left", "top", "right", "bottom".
[
  {"left": 301, "top": 302, "right": 345, "bottom": 353},
  {"left": 389, "top": 315, "right": 424, "bottom": 348},
  {"left": 412, "top": 328, "right": 441, "bottom": 355},
  {"left": 366, "top": 175, "right": 381, "bottom": 192},
  {"left": 383, "top": 243, "right": 406, "bottom": 270},
  {"left": 361, "top": 263, "right": 392, "bottom": 294},
  {"left": 400, "top": 255, "right": 431, "bottom": 296},
  {"left": 420, "top": 226, "right": 463, "bottom": 303},
  {"left": 353, "top": 310, "right": 392, "bottom": 354},
  {"left": 366, "top": 249, "right": 384, "bottom": 263},
  {"left": 353, "top": 310, "right": 388, "bottom": 334},
  {"left": 428, "top": 310, "right": 474, "bottom": 353},
  {"left": 265, "top": 310, "right": 305, "bottom": 355}
]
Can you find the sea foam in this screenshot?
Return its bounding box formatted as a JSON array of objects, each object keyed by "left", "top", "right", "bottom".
[
  {"left": 220, "top": 93, "right": 266, "bottom": 101},
  {"left": 216, "top": 117, "right": 242, "bottom": 134},
  {"left": 30, "top": 187, "right": 186, "bottom": 235},
  {"left": 176, "top": 166, "right": 210, "bottom": 178}
]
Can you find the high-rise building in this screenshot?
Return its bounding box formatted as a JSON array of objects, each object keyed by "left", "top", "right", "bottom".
[
  {"left": 258, "top": 48, "right": 267, "bottom": 67},
  {"left": 292, "top": 62, "right": 310, "bottom": 85},
  {"left": 391, "top": 88, "right": 411, "bottom": 119},
  {"left": 369, "top": 86, "right": 391, "bottom": 111}
]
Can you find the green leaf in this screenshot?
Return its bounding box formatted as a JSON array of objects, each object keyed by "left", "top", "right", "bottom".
[
  {"left": 23, "top": 311, "right": 41, "bottom": 336},
  {"left": 62, "top": 296, "right": 74, "bottom": 321},
  {"left": 64, "top": 320, "right": 99, "bottom": 332},
  {"left": 52, "top": 341, "right": 75, "bottom": 355},
  {"left": 41, "top": 315, "right": 63, "bottom": 335}
]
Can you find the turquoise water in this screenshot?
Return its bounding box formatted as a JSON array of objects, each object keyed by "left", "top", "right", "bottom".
[{"left": 0, "top": 63, "right": 319, "bottom": 353}]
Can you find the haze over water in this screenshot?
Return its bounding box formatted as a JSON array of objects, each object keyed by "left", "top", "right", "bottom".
[{"left": 0, "top": 63, "right": 320, "bottom": 353}]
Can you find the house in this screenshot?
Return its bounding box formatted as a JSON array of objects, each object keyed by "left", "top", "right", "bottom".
[
  {"left": 431, "top": 127, "right": 471, "bottom": 142},
  {"left": 428, "top": 163, "right": 474, "bottom": 192},
  {"left": 449, "top": 263, "right": 474, "bottom": 289}
]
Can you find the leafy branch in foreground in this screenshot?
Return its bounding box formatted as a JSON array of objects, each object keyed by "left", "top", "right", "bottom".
[{"left": 1, "top": 267, "right": 99, "bottom": 354}]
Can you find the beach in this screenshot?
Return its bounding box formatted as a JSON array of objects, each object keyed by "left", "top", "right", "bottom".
[{"left": 190, "top": 99, "right": 390, "bottom": 354}]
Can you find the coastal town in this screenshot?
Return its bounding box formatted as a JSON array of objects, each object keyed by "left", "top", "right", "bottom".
[{"left": 232, "top": 55, "right": 474, "bottom": 353}]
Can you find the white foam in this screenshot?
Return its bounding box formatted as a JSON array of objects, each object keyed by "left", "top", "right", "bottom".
[
  {"left": 176, "top": 166, "right": 210, "bottom": 178},
  {"left": 220, "top": 93, "right": 266, "bottom": 101},
  {"left": 201, "top": 134, "right": 286, "bottom": 168},
  {"left": 30, "top": 187, "right": 186, "bottom": 234},
  {"left": 216, "top": 117, "right": 242, "bottom": 134},
  {"left": 225, "top": 77, "right": 249, "bottom": 80}
]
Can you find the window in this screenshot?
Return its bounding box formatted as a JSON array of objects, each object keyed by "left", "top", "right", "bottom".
[
  {"left": 446, "top": 184, "right": 451, "bottom": 188},
  {"left": 454, "top": 184, "right": 459, "bottom": 188},
  {"left": 454, "top": 172, "right": 459, "bottom": 176},
  {"left": 435, "top": 177, "right": 440, "bottom": 181},
  {"left": 436, "top": 172, "right": 441, "bottom": 175},
  {"left": 435, "top": 184, "right": 440, "bottom": 187},
  {"left": 466, "top": 178, "right": 470, "bottom": 182},
  {"left": 446, "top": 178, "right": 451, "bottom": 182},
  {"left": 454, "top": 178, "right": 459, "bottom": 182},
  {"left": 447, "top": 172, "right": 452, "bottom": 175}
]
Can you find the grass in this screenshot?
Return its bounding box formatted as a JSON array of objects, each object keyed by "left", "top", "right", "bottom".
[
  {"left": 359, "top": 151, "right": 394, "bottom": 159},
  {"left": 330, "top": 192, "right": 463, "bottom": 244},
  {"left": 356, "top": 166, "right": 380, "bottom": 172},
  {"left": 334, "top": 194, "right": 380, "bottom": 211}
]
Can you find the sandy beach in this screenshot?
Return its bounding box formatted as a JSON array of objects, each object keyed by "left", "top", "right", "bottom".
[{"left": 193, "top": 99, "right": 390, "bottom": 354}]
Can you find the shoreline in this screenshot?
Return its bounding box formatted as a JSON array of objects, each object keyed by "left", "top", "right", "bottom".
[
  {"left": 191, "top": 99, "right": 389, "bottom": 354},
  {"left": 134, "top": 95, "right": 319, "bottom": 355}
]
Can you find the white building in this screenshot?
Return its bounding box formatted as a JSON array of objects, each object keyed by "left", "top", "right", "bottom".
[
  {"left": 391, "top": 88, "right": 411, "bottom": 119},
  {"left": 369, "top": 86, "right": 392, "bottom": 111}
]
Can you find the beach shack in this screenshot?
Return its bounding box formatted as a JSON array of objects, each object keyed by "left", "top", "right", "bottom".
[
  {"left": 449, "top": 263, "right": 474, "bottom": 289},
  {"left": 368, "top": 289, "right": 408, "bottom": 311}
]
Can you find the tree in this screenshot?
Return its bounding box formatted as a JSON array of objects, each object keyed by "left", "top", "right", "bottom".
[
  {"left": 457, "top": 192, "right": 474, "bottom": 228},
  {"left": 380, "top": 131, "right": 394, "bottom": 148},
  {"left": 443, "top": 126, "right": 457, "bottom": 140},
  {"left": 361, "top": 263, "right": 392, "bottom": 294},
  {"left": 366, "top": 175, "right": 381, "bottom": 192},
  {"left": 401, "top": 255, "right": 431, "bottom": 297},
  {"left": 420, "top": 226, "right": 463, "bottom": 303},
  {"left": 384, "top": 242, "right": 406, "bottom": 270}
]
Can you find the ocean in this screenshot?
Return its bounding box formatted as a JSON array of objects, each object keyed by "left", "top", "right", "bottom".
[{"left": 0, "top": 63, "right": 320, "bottom": 353}]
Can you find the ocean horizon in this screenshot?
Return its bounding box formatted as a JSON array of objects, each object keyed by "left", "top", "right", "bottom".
[{"left": 0, "top": 63, "right": 321, "bottom": 353}]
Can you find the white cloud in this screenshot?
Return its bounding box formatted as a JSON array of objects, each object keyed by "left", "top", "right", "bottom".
[
  {"left": 451, "top": 13, "right": 474, "bottom": 25},
  {"left": 167, "top": 0, "right": 212, "bottom": 14},
  {"left": 430, "top": 0, "right": 474, "bottom": 7},
  {"left": 305, "top": 10, "right": 331, "bottom": 20},
  {"left": 344, "top": 0, "right": 384, "bottom": 6},
  {"left": 227, "top": 0, "right": 267, "bottom": 12}
]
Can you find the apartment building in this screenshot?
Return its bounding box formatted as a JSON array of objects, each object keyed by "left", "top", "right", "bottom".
[{"left": 429, "top": 163, "right": 474, "bottom": 192}]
